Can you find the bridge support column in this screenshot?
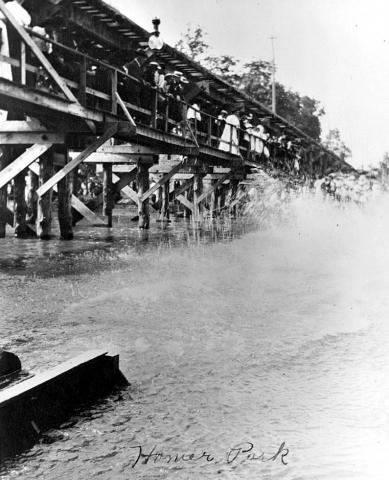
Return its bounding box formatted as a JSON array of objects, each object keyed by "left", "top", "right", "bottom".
[
  {"left": 0, "top": 147, "right": 11, "bottom": 237},
  {"left": 137, "top": 163, "right": 150, "bottom": 229},
  {"left": 160, "top": 180, "right": 170, "bottom": 222},
  {"left": 230, "top": 179, "right": 239, "bottom": 217},
  {"left": 36, "top": 150, "right": 53, "bottom": 240},
  {"left": 210, "top": 181, "right": 218, "bottom": 217},
  {"left": 57, "top": 147, "right": 73, "bottom": 240},
  {"left": 218, "top": 184, "right": 226, "bottom": 214},
  {"left": 193, "top": 172, "right": 203, "bottom": 222},
  {"left": 13, "top": 150, "right": 28, "bottom": 238},
  {"left": 103, "top": 163, "right": 113, "bottom": 227},
  {"left": 26, "top": 167, "right": 38, "bottom": 225}
]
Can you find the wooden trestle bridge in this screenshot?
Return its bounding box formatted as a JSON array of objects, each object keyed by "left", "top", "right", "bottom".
[{"left": 0, "top": 0, "right": 353, "bottom": 240}]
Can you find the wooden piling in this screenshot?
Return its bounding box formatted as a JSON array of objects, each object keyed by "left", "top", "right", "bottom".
[
  {"left": 218, "top": 184, "right": 226, "bottom": 213},
  {"left": 36, "top": 150, "right": 53, "bottom": 240},
  {"left": 103, "top": 163, "right": 113, "bottom": 227},
  {"left": 0, "top": 147, "right": 11, "bottom": 238},
  {"left": 26, "top": 168, "right": 38, "bottom": 225},
  {"left": 160, "top": 180, "right": 170, "bottom": 221},
  {"left": 193, "top": 172, "right": 203, "bottom": 222},
  {"left": 57, "top": 147, "right": 73, "bottom": 240},
  {"left": 230, "top": 179, "right": 239, "bottom": 216},
  {"left": 13, "top": 146, "right": 28, "bottom": 238},
  {"left": 137, "top": 163, "right": 150, "bottom": 229}
]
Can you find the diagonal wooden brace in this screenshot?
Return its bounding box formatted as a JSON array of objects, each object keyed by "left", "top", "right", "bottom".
[
  {"left": 0, "top": 1, "right": 96, "bottom": 133},
  {"left": 29, "top": 162, "right": 104, "bottom": 225},
  {"left": 195, "top": 172, "right": 231, "bottom": 205},
  {"left": 0, "top": 0, "right": 75, "bottom": 102},
  {"left": 141, "top": 161, "right": 184, "bottom": 202},
  {"left": 176, "top": 194, "right": 194, "bottom": 212},
  {"left": 0, "top": 143, "right": 52, "bottom": 189},
  {"left": 36, "top": 124, "right": 118, "bottom": 197}
]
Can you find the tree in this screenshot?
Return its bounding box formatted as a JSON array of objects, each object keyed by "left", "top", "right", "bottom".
[
  {"left": 175, "top": 26, "right": 209, "bottom": 62},
  {"left": 323, "top": 129, "right": 352, "bottom": 161},
  {"left": 175, "top": 26, "right": 325, "bottom": 141}
]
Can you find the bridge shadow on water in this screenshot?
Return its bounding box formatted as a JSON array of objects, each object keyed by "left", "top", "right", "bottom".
[{"left": 0, "top": 216, "right": 260, "bottom": 278}]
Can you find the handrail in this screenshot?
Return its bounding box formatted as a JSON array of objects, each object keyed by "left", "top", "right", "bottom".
[{"left": 0, "top": 28, "right": 335, "bottom": 173}]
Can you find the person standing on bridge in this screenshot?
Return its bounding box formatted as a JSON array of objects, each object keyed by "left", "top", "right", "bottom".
[{"left": 218, "top": 108, "right": 241, "bottom": 155}]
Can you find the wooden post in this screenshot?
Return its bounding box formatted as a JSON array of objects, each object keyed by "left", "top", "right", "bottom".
[
  {"left": 193, "top": 172, "right": 203, "bottom": 222},
  {"left": 26, "top": 167, "right": 38, "bottom": 225},
  {"left": 207, "top": 116, "right": 212, "bottom": 146},
  {"left": 151, "top": 89, "right": 158, "bottom": 129},
  {"left": 230, "top": 179, "right": 239, "bottom": 217},
  {"left": 78, "top": 57, "right": 87, "bottom": 106},
  {"left": 111, "top": 70, "right": 118, "bottom": 115},
  {"left": 160, "top": 179, "right": 170, "bottom": 221},
  {"left": 13, "top": 146, "right": 28, "bottom": 238},
  {"left": 137, "top": 163, "right": 150, "bottom": 229},
  {"left": 218, "top": 184, "right": 226, "bottom": 213},
  {"left": 103, "top": 163, "right": 113, "bottom": 227},
  {"left": 57, "top": 147, "right": 73, "bottom": 240},
  {"left": 36, "top": 150, "right": 53, "bottom": 240},
  {"left": 210, "top": 181, "right": 218, "bottom": 217},
  {"left": 0, "top": 146, "right": 10, "bottom": 237}
]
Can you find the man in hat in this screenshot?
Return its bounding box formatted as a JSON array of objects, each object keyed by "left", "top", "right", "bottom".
[
  {"left": 142, "top": 61, "right": 161, "bottom": 124},
  {"left": 164, "top": 71, "right": 185, "bottom": 125},
  {"left": 121, "top": 48, "right": 149, "bottom": 109}
]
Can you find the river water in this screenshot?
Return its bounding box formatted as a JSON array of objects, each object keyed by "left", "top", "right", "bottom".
[{"left": 0, "top": 187, "right": 389, "bottom": 480}]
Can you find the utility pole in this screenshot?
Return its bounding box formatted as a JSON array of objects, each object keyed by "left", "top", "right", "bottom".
[{"left": 270, "top": 36, "right": 277, "bottom": 114}]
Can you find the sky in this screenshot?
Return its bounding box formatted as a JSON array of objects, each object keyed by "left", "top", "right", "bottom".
[{"left": 106, "top": 0, "right": 389, "bottom": 168}]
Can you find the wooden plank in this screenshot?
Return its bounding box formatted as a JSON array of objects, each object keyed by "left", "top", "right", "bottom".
[
  {"left": 0, "top": 120, "right": 48, "bottom": 132},
  {"left": 0, "top": 350, "right": 108, "bottom": 407},
  {"left": 0, "top": 0, "right": 76, "bottom": 102},
  {"left": 98, "top": 144, "right": 163, "bottom": 155},
  {"left": 70, "top": 195, "right": 105, "bottom": 225},
  {"left": 0, "top": 132, "right": 64, "bottom": 144},
  {"left": 85, "top": 153, "right": 136, "bottom": 164},
  {"left": 37, "top": 124, "right": 118, "bottom": 196},
  {"left": 173, "top": 178, "right": 193, "bottom": 197},
  {"left": 195, "top": 173, "right": 231, "bottom": 204},
  {"left": 0, "top": 78, "right": 103, "bottom": 123},
  {"left": 115, "top": 92, "right": 136, "bottom": 126},
  {"left": 0, "top": 144, "right": 52, "bottom": 189},
  {"left": 176, "top": 194, "right": 194, "bottom": 212},
  {"left": 141, "top": 161, "right": 184, "bottom": 202}
]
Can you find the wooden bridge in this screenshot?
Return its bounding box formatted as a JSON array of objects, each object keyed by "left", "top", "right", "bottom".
[{"left": 0, "top": 0, "right": 353, "bottom": 239}]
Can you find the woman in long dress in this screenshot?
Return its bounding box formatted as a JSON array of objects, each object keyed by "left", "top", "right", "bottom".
[{"left": 218, "top": 110, "right": 241, "bottom": 155}]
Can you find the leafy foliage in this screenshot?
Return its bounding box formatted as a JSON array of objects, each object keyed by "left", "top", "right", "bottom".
[
  {"left": 323, "top": 129, "right": 352, "bottom": 160},
  {"left": 175, "top": 26, "right": 328, "bottom": 141}
]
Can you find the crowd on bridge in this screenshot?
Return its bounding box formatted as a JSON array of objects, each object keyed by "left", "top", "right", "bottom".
[{"left": 0, "top": 0, "right": 315, "bottom": 179}]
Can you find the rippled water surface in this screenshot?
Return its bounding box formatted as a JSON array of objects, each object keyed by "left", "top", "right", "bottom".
[{"left": 1, "top": 193, "right": 389, "bottom": 479}]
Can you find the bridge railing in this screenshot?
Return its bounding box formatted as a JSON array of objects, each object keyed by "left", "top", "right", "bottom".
[{"left": 1, "top": 28, "right": 298, "bottom": 162}]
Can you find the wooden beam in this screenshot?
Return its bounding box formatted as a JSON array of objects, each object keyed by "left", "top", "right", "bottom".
[
  {"left": 0, "top": 120, "right": 48, "bottom": 132},
  {"left": 0, "top": 132, "right": 64, "bottom": 144},
  {"left": 0, "top": 78, "right": 103, "bottom": 123},
  {"left": 115, "top": 92, "right": 136, "bottom": 127},
  {"left": 176, "top": 194, "right": 194, "bottom": 212},
  {"left": 37, "top": 124, "right": 118, "bottom": 196},
  {"left": 195, "top": 172, "right": 231, "bottom": 204},
  {"left": 29, "top": 161, "right": 104, "bottom": 226},
  {"left": 173, "top": 178, "right": 193, "bottom": 198},
  {"left": 141, "top": 161, "right": 184, "bottom": 202},
  {"left": 70, "top": 195, "right": 105, "bottom": 225},
  {"left": 0, "top": 144, "right": 52, "bottom": 189}
]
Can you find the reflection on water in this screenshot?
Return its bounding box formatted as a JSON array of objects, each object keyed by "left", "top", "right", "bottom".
[{"left": 1, "top": 190, "right": 389, "bottom": 479}]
